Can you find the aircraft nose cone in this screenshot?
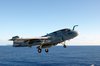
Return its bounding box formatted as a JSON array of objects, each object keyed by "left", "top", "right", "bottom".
[{"left": 73, "top": 31, "right": 79, "bottom": 37}]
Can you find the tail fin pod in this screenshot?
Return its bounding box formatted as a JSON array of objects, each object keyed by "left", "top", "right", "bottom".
[
  {"left": 9, "top": 36, "right": 20, "bottom": 41},
  {"left": 12, "top": 36, "right": 20, "bottom": 39}
]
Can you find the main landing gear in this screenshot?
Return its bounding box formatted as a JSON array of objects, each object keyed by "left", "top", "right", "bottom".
[
  {"left": 63, "top": 44, "right": 67, "bottom": 48},
  {"left": 38, "top": 48, "right": 42, "bottom": 53},
  {"left": 38, "top": 48, "right": 49, "bottom": 53},
  {"left": 45, "top": 48, "right": 49, "bottom": 53}
]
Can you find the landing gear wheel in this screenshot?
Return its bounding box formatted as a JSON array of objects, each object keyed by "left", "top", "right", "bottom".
[
  {"left": 45, "top": 49, "right": 49, "bottom": 53},
  {"left": 63, "top": 45, "right": 67, "bottom": 48},
  {"left": 38, "top": 49, "right": 42, "bottom": 53}
]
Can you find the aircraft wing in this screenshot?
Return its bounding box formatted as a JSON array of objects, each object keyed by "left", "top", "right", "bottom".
[
  {"left": 9, "top": 36, "right": 51, "bottom": 41},
  {"left": 9, "top": 36, "right": 51, "bottom": 44}
]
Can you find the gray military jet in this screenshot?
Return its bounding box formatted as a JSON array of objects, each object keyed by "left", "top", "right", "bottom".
[{"left": 9, "top": 25, "right": 79, "bottom": 53}]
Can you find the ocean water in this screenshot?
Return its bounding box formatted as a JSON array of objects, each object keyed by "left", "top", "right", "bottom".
[{"left": 0, "top": 46, "right": 100, "bottom": 66}]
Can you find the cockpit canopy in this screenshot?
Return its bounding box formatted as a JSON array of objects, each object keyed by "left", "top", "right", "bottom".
[
  {"left": 53, "top": 28, "right": 71, "bottom": 34},
  {"left": 61, "top": 29, "right": 71, "bottom": 32},
  {"left": 43, "top": 28, "right": 72, "bottom": 37}
]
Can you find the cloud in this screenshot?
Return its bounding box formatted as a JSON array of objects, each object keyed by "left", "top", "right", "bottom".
[{"left": 67, "top": 37, "right": 100, "bottom": 45}]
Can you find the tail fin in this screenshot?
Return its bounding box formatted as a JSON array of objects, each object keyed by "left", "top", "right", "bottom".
[
  {"left": 11, "top": 36, "right": 20, "bottom": 47},
  {"left": 9, "top": 36, "right": 24, "bottom": 47}
]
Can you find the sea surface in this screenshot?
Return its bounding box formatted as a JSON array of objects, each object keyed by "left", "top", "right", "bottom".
[{"left": 0, "top": 46, "right": 100, "bottom": 66}]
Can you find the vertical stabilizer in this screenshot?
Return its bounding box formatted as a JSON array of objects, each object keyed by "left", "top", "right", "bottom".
[{"left": 12, "top": 36, "right": 20, "bottom": 47}]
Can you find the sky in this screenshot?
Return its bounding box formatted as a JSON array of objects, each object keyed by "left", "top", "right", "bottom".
[{"left": 0, "top": 0, "right": 100, "bottom": 45}]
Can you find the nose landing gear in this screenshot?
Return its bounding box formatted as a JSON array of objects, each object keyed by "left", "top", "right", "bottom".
[
  {"left": 63, "top": 45, "right": 67, "bottom": 48},
  {"left": 62, "top": 41, "right": 67, "bottom": 48}
]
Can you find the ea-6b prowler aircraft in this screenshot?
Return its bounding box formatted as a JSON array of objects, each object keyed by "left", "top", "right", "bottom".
[{"left": 9, "top": 25, "right": 79, "bottom": 53}]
